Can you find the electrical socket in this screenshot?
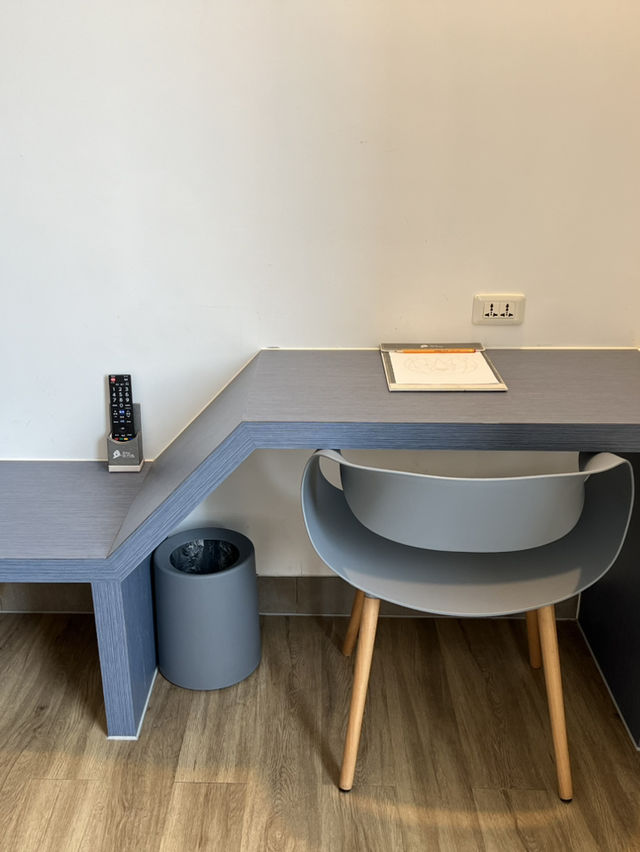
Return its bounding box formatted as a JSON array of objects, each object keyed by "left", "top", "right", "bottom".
[{"left": 472, "top": 293, "right": 525, "bottom": 325}]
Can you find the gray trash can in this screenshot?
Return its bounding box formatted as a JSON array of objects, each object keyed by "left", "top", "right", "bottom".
[{"left": 153, "top": 526, "right": 261, "bottom": 690}]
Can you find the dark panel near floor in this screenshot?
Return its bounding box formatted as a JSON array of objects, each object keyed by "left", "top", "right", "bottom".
[{"left": 579, "top": 453, "right": 640, "bottom": 746}]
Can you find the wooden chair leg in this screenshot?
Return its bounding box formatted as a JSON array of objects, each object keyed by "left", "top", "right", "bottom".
[
  {"left": 339, "top": 595, "right": 380, "bottom": 792},
  {"left": 525, "top": 610, "right": 542, "bottom": 669},
  {"left": 342, "top": 589, "right": 365, "bottom": 657},
  {"left": 537, "top": 605, "right": 573, "bottom": 801}
]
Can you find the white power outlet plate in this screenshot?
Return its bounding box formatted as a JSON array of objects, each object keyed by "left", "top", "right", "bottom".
[{"left": 472, "top": 293, "right": 525, "bottom": 325}]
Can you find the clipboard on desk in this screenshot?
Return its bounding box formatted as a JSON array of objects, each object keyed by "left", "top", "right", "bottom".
[{"left": 380, "top": 342, "right": 508, "bottom": 392}]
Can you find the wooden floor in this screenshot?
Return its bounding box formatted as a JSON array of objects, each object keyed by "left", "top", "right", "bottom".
[{"left": 0, "top": 614, "right": 639, "bottom": 851}]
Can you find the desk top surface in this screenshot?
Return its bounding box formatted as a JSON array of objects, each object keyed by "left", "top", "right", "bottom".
[
  {"left": 0, "top": 461, "right": 151, "bottom": 560},
  {"left": 245, "top": 348, "right": 640, "bottom": 425},
  {"left": 2, "top": 348, "right": 639, "bottom": 564}
]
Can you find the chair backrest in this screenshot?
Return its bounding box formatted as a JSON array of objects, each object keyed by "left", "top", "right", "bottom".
[{"left": 314, "top": 449, "right": 627, "bottom": 553}]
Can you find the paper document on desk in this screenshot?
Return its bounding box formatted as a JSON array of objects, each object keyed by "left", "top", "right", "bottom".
[{"left": 380, "top": 343, "right": 507, "bottom": 391}]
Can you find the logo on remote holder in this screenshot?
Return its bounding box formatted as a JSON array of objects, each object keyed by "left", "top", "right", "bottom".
[{"left": 112, "top": 448, "right": 136, "bottom": 460}]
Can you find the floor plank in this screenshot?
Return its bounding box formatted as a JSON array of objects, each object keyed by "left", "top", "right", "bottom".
[
  {"left": 2, "top": 778, "right": 95, "bottom": 852},
  {"left": 159, "top": 782, "right": 246, "bottom": 852},
  {"left": 319, "top": 785, "right": 406, "bottom": 851},
  {"left": 473, "top": 786, "right": 600, "bottom": 852},
  {"left": 0, "top": 613, "right": 639, "bottom": 851}
]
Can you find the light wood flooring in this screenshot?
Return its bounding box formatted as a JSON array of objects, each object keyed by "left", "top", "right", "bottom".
[{"left": 0, "top": 613, "right": 639, "bottom": 851}]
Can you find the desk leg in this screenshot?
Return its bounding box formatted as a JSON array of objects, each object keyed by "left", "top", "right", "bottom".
[
  {"left": 579, "top": 452, "right": 640, "bottom": 747},
  {"left": 91, "top": 555, "right": 157, "bottom": 738}
]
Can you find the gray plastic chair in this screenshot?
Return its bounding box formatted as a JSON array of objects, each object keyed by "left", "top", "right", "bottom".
[{"left": 301, "top": 449, "right": 634, "bottom": 801}]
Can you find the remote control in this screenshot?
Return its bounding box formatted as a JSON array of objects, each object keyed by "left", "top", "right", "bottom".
[{"left": 108, "top": 374, "right": 135, "bottom": 441}]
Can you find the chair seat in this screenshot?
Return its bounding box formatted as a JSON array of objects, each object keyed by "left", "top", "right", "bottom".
[{"left": 302, "top": 454, "right": 633, "bottom": 616}]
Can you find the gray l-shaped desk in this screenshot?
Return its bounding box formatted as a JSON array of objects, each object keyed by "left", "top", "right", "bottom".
[{"left": 1, "top": 348, "right": 640, "bottom": 741}]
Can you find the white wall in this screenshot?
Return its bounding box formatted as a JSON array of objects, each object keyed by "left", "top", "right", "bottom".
[{"left": 1, "top": 2, "right": 639, "bottom": 575}]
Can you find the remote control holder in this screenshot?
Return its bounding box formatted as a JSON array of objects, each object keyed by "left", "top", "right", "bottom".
[{"left": 107, "top": 404, "right": 144, "bottom": 472}]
